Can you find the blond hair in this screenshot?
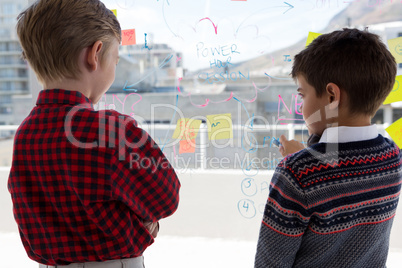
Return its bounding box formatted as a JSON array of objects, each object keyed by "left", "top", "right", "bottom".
[{"left": 16, "top": 0, "right": 121, "bottom": 83}]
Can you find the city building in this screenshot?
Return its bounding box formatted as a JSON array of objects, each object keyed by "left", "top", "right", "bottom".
[
  {"left": 111, "top": 38, "right": 183, "bottom": 93},
  {"left": 0, "top": 0, "right": 32, "bottom": 126}
]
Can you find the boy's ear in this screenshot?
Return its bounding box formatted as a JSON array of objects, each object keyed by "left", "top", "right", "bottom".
[
  {"left": 87, "top": 41, "right": 103, "bottom": 71},
  {"left": 326, "top": 83, "right": 341, "bottom": 110}
]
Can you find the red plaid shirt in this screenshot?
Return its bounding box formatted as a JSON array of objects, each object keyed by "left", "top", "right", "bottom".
[{"left": 8, "top": 89, "right": 180, "bottom": 265}]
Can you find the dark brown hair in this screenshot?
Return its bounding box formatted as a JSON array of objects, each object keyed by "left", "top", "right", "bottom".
[
  {"left": 292, "top": 28, "right": 397, "bottom": 116},
  {"left": 16, "top": 0, "right": 121, "bottom": 83}
]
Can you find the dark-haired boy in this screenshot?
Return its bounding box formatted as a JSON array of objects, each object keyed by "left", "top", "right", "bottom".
[
  {"left": 255, "top": 28, "right": 402, "bottom": 267},
  {"left": 8, "top": 1, "right": 180, "bottom": 267}
]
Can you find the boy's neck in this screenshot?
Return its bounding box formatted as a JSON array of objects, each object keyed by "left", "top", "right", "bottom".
[
  {"left": 329, "top": 111, "right": 372, "bottom": 128},
  {"left": 43, "top": 78, "right": 94, "bottom": 103}
]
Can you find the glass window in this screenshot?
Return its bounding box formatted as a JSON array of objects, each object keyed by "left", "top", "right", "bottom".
[
  {"left": 0, "top": 42, "right": 6, "bottom": 51},
  {"left": 0, "top": 28, "right": 10, "bottom": 37},
  {"left": 0, "top": 68, "right": 14, "bottom": 77},
  {"left": 0, "top": 95, "right": 12, "bottom": 104},
  {"left": 1, "top": 82, "right": 13, "bottom": 91},
  {"left": 9, "top": 42, "right": 21, "bottom": 51},
  {"left": 17, "top": 69, "right": 27, "bottom": 77},
  {"left": 2, "top": 3, "right": 16, "bottom": 15},
  {"left": 0, "top": 106, "right": 12, "bottom": 114},
  {"left": 4, "top": 16, "right": 14, "bottom": 24}
]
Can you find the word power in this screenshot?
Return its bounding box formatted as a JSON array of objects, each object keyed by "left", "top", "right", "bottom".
[{"left": 196, "top": 42, "right": 240, "bottom": 59}]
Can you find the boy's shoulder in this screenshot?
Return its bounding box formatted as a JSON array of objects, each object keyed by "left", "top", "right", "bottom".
[
  {"left": 73, "top": 108, "right": 139, "bottom": 128},
  {"left": 53, "top": 107, "right": 147, "bottom": 149},
  {"left": 281, "top": 135, "right": 397, "bottom": 166},
  {"left": 98, "top": 109, "right": 136, "bottom": 122},
  {"left": 277, "top": 135, "right": 400, "bottom": 187}
]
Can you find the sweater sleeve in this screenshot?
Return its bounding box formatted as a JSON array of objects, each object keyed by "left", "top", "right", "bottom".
[{"left": 255, "top": 163, "right": 310, "bottom": 268}]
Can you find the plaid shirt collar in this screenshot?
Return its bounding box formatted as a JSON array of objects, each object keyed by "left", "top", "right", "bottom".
[{"left": 36, "top": 89, "right": 94, "bottom": 109}]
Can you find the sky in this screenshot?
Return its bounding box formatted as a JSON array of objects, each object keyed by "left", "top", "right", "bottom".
[{"left": 102, "top": 0, "right": 349, "bottom": 71}]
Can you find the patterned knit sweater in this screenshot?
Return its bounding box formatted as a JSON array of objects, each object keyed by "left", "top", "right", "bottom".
[{"left": 255, "top": 135, "right": 402, "bottom": 268}]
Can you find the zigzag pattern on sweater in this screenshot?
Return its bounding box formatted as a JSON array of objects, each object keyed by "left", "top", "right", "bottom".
[
  {"left": 283, "top": 140, "right": 392, "bottom": 167},
  {"left": 266, "top": 184, "right": 400, "bottom": 236},
  {"left": 280, "top": 148, "right": 400, "bottom": 188},
  {"left": 262, "top": 197, "right": 398, "bottom": 236},
  {"left": 289, "top": 146, "right": 399, "bottom": 173}
]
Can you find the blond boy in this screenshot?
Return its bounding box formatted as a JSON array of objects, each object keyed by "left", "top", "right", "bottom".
[{"left": 8, "top": 1, "right": 180, "bottom": 267}]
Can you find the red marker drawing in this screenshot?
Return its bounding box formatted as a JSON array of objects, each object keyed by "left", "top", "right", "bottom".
[{"left": 199, "top": 17, "right": 218, "bottom": 35}]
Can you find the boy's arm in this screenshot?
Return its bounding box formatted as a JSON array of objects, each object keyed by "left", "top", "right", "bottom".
[
  {"left": 110, "top": 118, "right": 180, "bottom": 223},
  {"left": 255, "top": 165, "right": 310, "bottom": 267}
]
